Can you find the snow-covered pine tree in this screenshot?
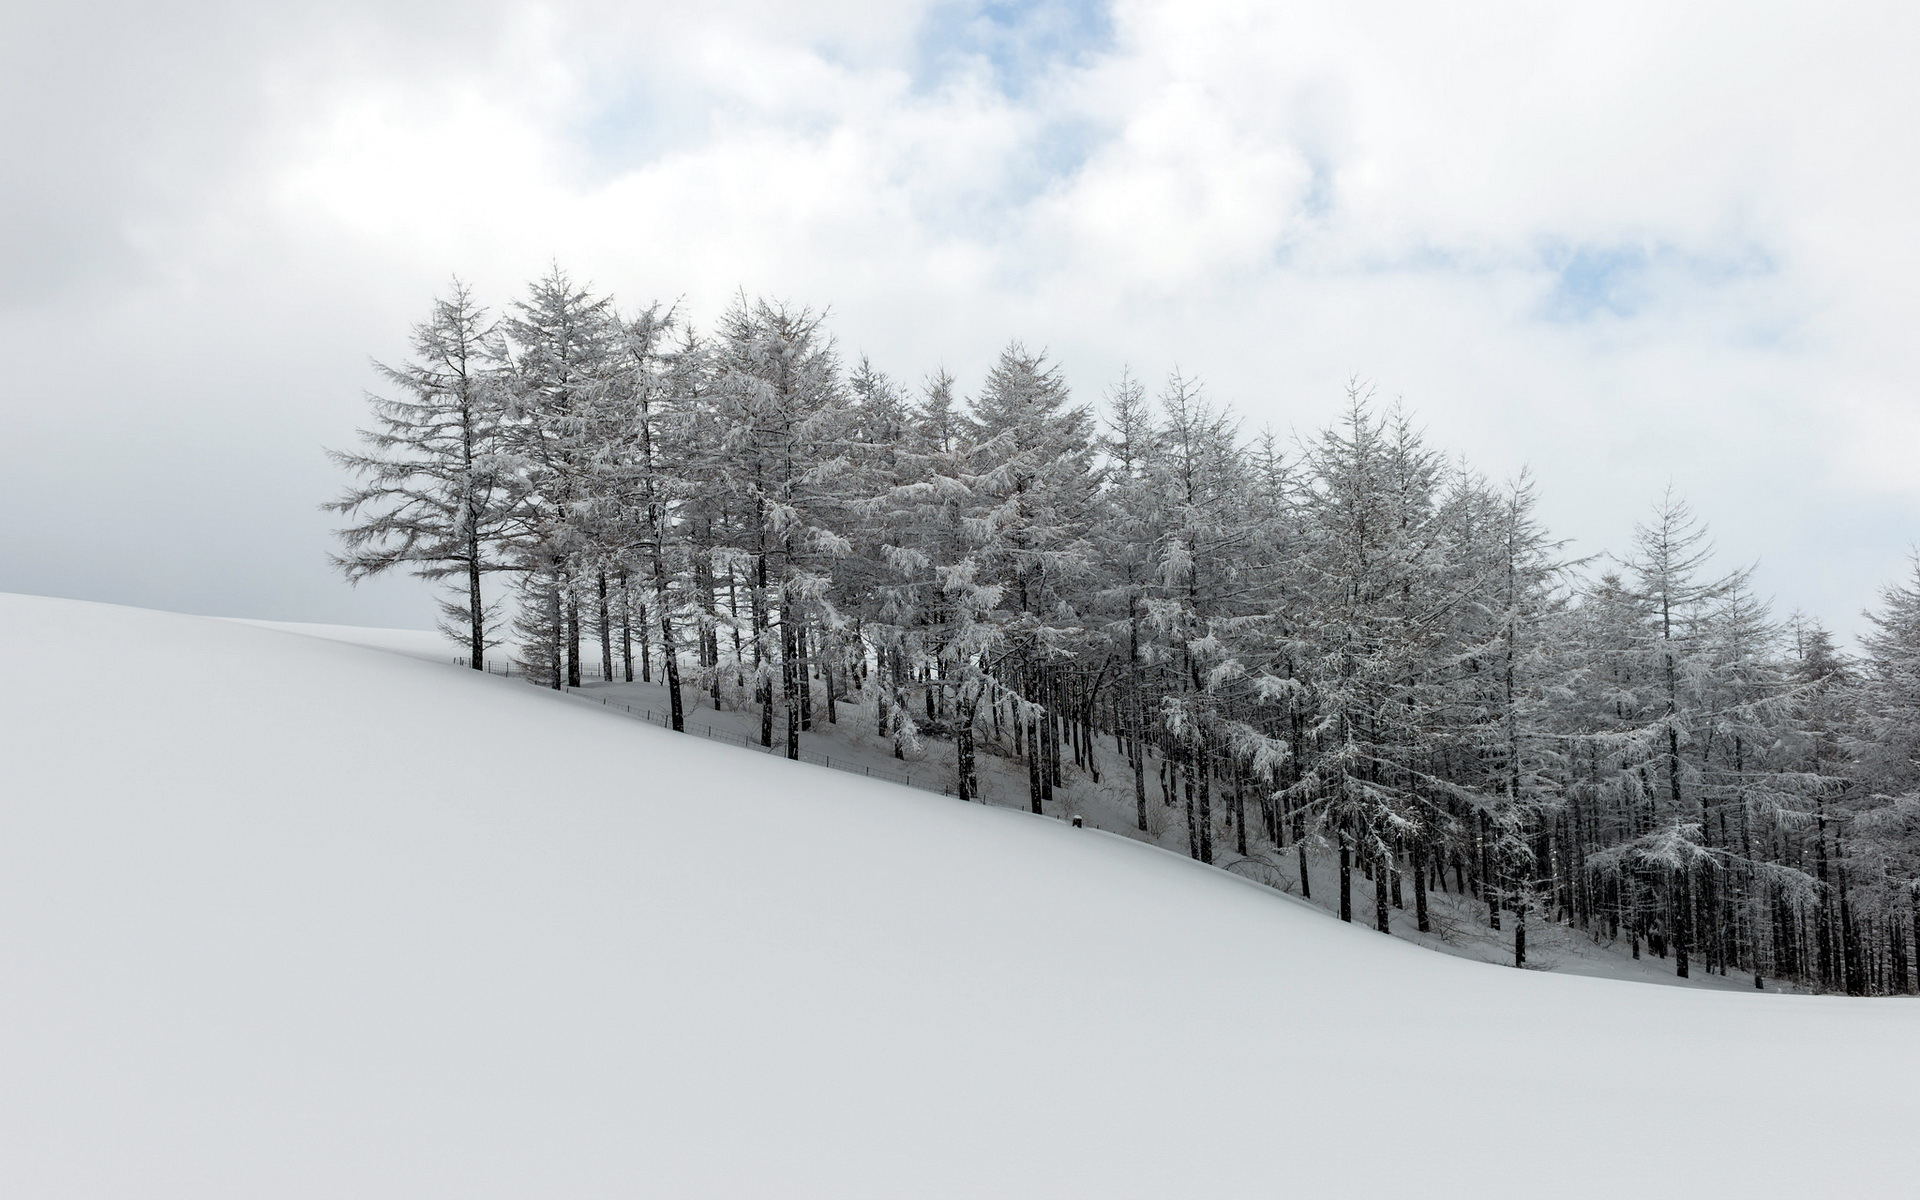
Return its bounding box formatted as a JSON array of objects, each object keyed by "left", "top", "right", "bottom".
[
  {"left": 705, "top": 295, "right": 855, "bottom": 759},
  {"left": 328, "top": 280, "right": 516, "bottom": 669},
  {"left": 1095, "top": 369, "right": 1158, "bottom": 831},
  {"left": 1578, "top": 492, "right": 1751, "bottom": 976},
  {"left": 1843, "top": 564, "right": 1920, "bottom": 992},
  {"left": 839, "top": 356, "right": 926, "bottom": 755},
  {"left": 597, "top": 300, "right": 693, "bottom": 728},
  {"left": 1286, "top": 389, "right": 1457, "bottom": 928},
  {"left": 498, "top": 266, "right": 621, "bottom": 689},
  {"left": 1440, "top": 471, "right": 1572, "bottom": 960},
  {"left": 967, "top": 342, "right": 1099, "bottom": 814},
  {"left": 1138, "top": 371, "right": 1264, "bottom": 863}
]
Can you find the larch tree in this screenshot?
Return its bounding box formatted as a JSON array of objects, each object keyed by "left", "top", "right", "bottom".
[
  {"left": 499, "top": 265, "right": 621, "bottom": 689},
  {"left": 327, "top": 280, "right": 516, "bottom": 669}
]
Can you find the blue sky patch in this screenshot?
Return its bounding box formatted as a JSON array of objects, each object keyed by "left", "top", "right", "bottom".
[
  {"left": 915, "top": 0, "right": 1115, "bottom": 100},
  {"left": 1535, "top": 240, "right": 1775, "bottom": 324}
]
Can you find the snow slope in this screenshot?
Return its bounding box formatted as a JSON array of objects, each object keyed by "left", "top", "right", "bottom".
[{"left": 4, "top": 592, "right": 1916, "bottom": 1198}]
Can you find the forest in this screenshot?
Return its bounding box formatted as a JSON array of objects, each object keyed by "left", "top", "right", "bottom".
[{"left": 330, "top": 268, "right": 1920, "bottom": 996}]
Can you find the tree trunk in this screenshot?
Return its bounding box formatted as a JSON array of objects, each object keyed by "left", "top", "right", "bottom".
[
  {"left": 783, "top": 615, "right": 801, "bottom": 761},
  {"left": 545, "top": 569, "right": 564, "bottom": 691},
  {"left": 595, "top": 571, "right": 613, "bottom": 682},
  {"left": 1339, "top": 836, "right": 1353, "bottom": 923},
  {"left": 466, "top": 551, "right": 485, "bottom": 671},
  {"left": 1027, "top": 716, "right": 1044, "bottom": 815},
  {"left": 955, "top": 694, "right": 976, "bottom": 801},
  {"left": 1674, "top": 869, "right": 1692, "bottom": 980},
  {"left": 565, "top": 584, "right": 582, "bottom": 689},
  {"left": 1131, "top": 717, "right": 1148, "bottom": 832},
  {"left": 823, "top": 644, "right": 838, "bottom": 725},
  {"left": 1374, "top": 844, "right": 1390, "bottom": 933},
  {"left": 798, "top": 621, "right": 813, "bottom": 732},
  {"left": 655, "top": 574, "right": 683, "bottom": 732},
  {"left": 1196, "top": 743, "right": 1213, "bottom": 865},
  {"left": 618, "top": 571, "right": 634, "bottom": 682},
  {"left": 1412, "top": 838, "right": 1431, "bottom": 933},
  {"left": 1232, "top": 765, "right": 1247, "bottom": 858}
]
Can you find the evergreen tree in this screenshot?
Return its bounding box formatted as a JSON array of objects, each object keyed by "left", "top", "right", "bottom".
[
  {"left": 499, "top": 265, "right": 620, "bottom": 689},
  {"left": 328, "top": 280, "right": 515, "bottom": 668}
]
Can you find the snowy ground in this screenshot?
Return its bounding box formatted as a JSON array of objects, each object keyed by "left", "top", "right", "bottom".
[{"left": 7, "top": 593, "right": 1917, "bottom": 1197}]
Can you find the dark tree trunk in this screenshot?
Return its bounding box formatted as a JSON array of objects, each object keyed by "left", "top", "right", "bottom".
[
  {"left": 596, "top": 571, "right": 613, "bottom": 681},
  {"left": 618, "top": 571, "right": 634, "bottom": 683},
  {"left": 955, "top": 695, "right": 976, "bottom": 801},
  {"left": 1674, "top": 870, "right": 1692, "bottom": 980},
  {"left": 1184, "top": 756, "right": 1200, "bottom": 861},
  {"left": 823, "top": 646, "right": 838, "bottom": 726},
  {"left": 654, "top": 574, "right": 683, "bottom": 731},
  {"left": 1339, "top": 837, "right": 1353, "bottom": 923},
  {"left": 545, "top": 569, "right": 564, "bottom": 691},
  {"left": 1479, "top": 811, "right": 1500, "bottom": 932},
  {"left": 1412, "top": 838, "right": 1431, "bottom": 933},
  {"left": 1840, "top": 869, "right": 1865, "bottom": 996},
  {"left": 1374, "top": 845, "right": 1390, "bottom": 933},
  {"left": 466, "top": 552, "right": 485, "bottom": 671},
  {"left": 1197, "top": 745, "right": 1213, "bottom": 865},
  {"left": 1231, "top": 763, "right": 1247, "bottom": 858},
  {"left": 1131, "top": 713, "right": 1148, "bottom": 832},
  {"left": 798, "top": 625, "right": 813, "bottom": 732},
  {"left": 783, "top": 617, "right": 800, "bottom": 761},
  {"left": 640, "top": 609, "right": 653, "bottom": 682},
  {"left": 565, "top": 586, "right": 582, "bottom": 689},
  {"left": 1027, "top": 716, "right": 1045, "bottom": 815}
]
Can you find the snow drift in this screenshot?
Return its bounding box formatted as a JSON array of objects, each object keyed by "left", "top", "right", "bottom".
[{"left": 2, "top": 592, "right": 1914, "bottom": 1198}]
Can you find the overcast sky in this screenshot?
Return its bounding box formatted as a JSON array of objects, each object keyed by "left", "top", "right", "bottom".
[{"left": 2, "top": 0, "right": 1916, "bottom": 637}]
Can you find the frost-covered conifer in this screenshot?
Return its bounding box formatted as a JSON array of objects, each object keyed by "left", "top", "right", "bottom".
[
  {"left": 328, "top": 280, "right": 516, "bottom": 668},
  {"left": 498, "top": 266, "right": 621, "bottom": 688},
  {"left": 705, "top": 296, "right": 854, "bottom": 759},
  {"left": 968, "top": 342, "right": 1099, "bottom": 812}
]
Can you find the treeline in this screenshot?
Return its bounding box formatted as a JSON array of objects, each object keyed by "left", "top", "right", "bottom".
[{"left": 331, "top": 269, "right": 1920, "bottom": 994}]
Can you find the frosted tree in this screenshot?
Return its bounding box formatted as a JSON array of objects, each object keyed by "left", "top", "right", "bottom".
[
  {"left": 597, "top": 300, "right": 692, "bottom": 728},
  {"left": 967, "top": 341, "right": 1100, "bottom": 813},
  {"left": 1095, "top": 369, "right": 1159, "bottom": 831},
  {"left": 1440, "top": 471, "right": 1572, "bottom": 959},
  {"left": 1608, "top": 491, "right": 1746, "bottom": 976},
  {"left": 1844, "top": 564, "right": 1920, "bottom": 991},
  {"left": 704, "top": 295, "right": 855, "bottom": 759},
  {"left": 1285, "top": 389, "right": 1455, "bottom": 928},
  {"left": 871, "top": 413, "right": 1009, "bottom": 797},
  {"left": 1136, "top": 371, "right": 1267, "bottom": 863},
  {"left": 843, "top": 356, "right": 930, "bottom": 754},
  {"left": 328, "top": 280, "right": 516, "bottom": 669},
  {"left": 498, "top": 266, "right": 620, "bottom": 689}
]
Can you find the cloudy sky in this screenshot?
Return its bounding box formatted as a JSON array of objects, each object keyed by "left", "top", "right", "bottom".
[{"left": 2, "top": 0, "right": 1916, "bottom": 636}]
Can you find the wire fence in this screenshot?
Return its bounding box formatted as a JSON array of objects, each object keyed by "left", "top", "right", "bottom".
[{"left": 456, "top": 656, "right": 952, "bottom": 796}]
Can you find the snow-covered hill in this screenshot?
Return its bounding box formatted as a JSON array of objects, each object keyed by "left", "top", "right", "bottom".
[{"left": 4, "top": 593, "right": 1914, "bottom": 1198}]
